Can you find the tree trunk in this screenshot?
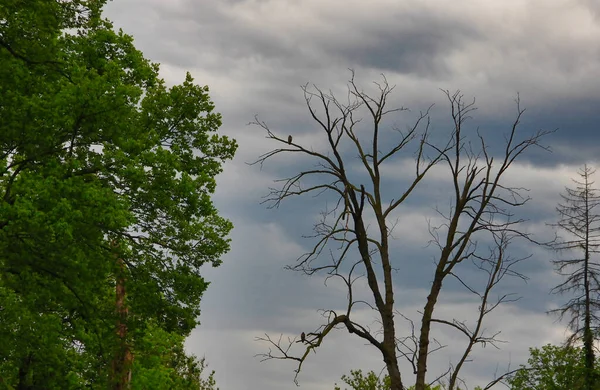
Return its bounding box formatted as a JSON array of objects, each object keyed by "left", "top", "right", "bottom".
[
  {"left": 415, "top": 274, "right": 443, "bottom": 390},
  {"left": 385, "top": 351, "right": 404, "bottom": 390},
  {"left": 111, "top": 256, "right": 132, "bottom": 390},
  {"left": 16, "top": 354, "right": 33, "bottom": 390},
  {"left": 583, "top": 178, "right": 595, "bottom": 390},
  {"left": 583, "top": 256, "right": 594, "bottom": 390},
  {"left": 381, "top": 302, "right": 403, "bottom": 390}
]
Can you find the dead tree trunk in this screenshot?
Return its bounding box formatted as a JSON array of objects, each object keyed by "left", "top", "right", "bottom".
[{"left": 549, "top": 165, "right": 600, "bottom": 390}]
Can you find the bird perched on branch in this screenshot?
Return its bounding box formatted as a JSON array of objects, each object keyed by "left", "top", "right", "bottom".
[
  {"left": 288, "top": 135, "right": 293, "bottom": 144},
  {"left": 300, "top": 332, "right": 306, "bottom": 343}
]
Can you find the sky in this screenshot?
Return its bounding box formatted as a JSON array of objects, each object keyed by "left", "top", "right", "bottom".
[{"left": 102, "top": 1, "right": 600, "bottom": 389}]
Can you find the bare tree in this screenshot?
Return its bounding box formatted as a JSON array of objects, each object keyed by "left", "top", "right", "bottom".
[
  {"left": 251, "top": 71, "right": 551, "bottom": 390},
  {"left": 548, "top": 165, "right": 600, "bottom": 390}
]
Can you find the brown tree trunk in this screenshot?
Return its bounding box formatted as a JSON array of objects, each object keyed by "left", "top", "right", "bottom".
[
  {"left": 383, "top": 342, "right": 404, "bottom": 390},
  {"left": 111, "top": 255, "right": 132, "bottom": 389},
  {"left": 415, "top": 274, "right": 443, "bottom": 390},
  {"left": 376, "top": 208, "right": 404, "bottom": 390},
  {"left": 380, "top": 292, "right": 403, "bottom": 390},
  {"left": 385, "top": 356, "right": 404, "bottom": 390}
]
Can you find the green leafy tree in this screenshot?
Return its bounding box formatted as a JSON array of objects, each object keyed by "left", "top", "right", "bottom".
[
  {"left": 508, "top": 344, "right": 597, "bottom": 390},
  {"left": 132, "top": 321, "right": 219, "bottom": 390},
  {"left": 334, "top": 369, "right": 391, "bottom": 390},
  {"left": 0, "top": 0, "right": 236, "bottom": 388}
]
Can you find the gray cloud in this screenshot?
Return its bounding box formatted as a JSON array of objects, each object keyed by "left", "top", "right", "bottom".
[
  {"left": 103, "top": 0, "right": 600, "bottom": 388},
  {"left": 329, "top": 15, "right": 478, "bottom": 77}
]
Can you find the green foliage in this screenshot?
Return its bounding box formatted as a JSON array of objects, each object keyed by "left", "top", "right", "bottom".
[
  {"left": 333, "top": 370, "right": 461, "bottom": 390},
  {"left": 0, "top": 0, "right": 236, "bottom": 388},
  {"left": 508, "top": 344, "right": 600, "bottom": 390},
  {"left": 406, "top": 385, "right": 443, "bottom": 390},
  {"left": 406, "top": 385, "right": 444, "bottom": 390},
  {"left": 334, "top": 370, "right": 391, "bottom": 390},
  {"left": 0, "top": 284, "right": 115, "bottom": 388},
  {"left": 132, "top": 321, "right": 218, "bottom": 390}
]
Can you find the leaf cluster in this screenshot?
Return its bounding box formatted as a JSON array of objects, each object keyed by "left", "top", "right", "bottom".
[{"left": 508, "top": 344, "right": 600, "bottom": 390}]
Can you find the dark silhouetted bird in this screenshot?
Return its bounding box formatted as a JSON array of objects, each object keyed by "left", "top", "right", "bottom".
[
  {"left": 288, "top": 135, "right": 293, "bottom": 144},
  {"left": 301, "top": 332, "right": 306, "bottom": 342}
]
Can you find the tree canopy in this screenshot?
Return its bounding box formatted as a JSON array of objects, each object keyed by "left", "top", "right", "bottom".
[
  {"left": 333, "top": 369, "right": 483, "bottom": 390},
  {"left": 508, "top": 344, "right": 598, "bottom": 390},
  {"left": 0, "top": 0, "right": 236, "bottom": 387}
]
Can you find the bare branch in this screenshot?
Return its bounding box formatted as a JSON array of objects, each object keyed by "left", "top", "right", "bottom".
[{"left": 251, "top": 72, "right": 551, "bottom": 390}]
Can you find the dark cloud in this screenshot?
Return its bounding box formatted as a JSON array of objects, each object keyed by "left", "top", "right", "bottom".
[
  {"left": 331, "top": 15, "right": 479, "bottom": 77},
  {"left": 580, "top": 0, "right": 600, "bottom": 20},
  {"left": 102, "top": 0, "right": 600, "bottom": 388}
]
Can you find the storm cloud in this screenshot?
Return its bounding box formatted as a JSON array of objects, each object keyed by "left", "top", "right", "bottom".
[{"left": 104, "top": 1, "right": 600, "bottom": 388}]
